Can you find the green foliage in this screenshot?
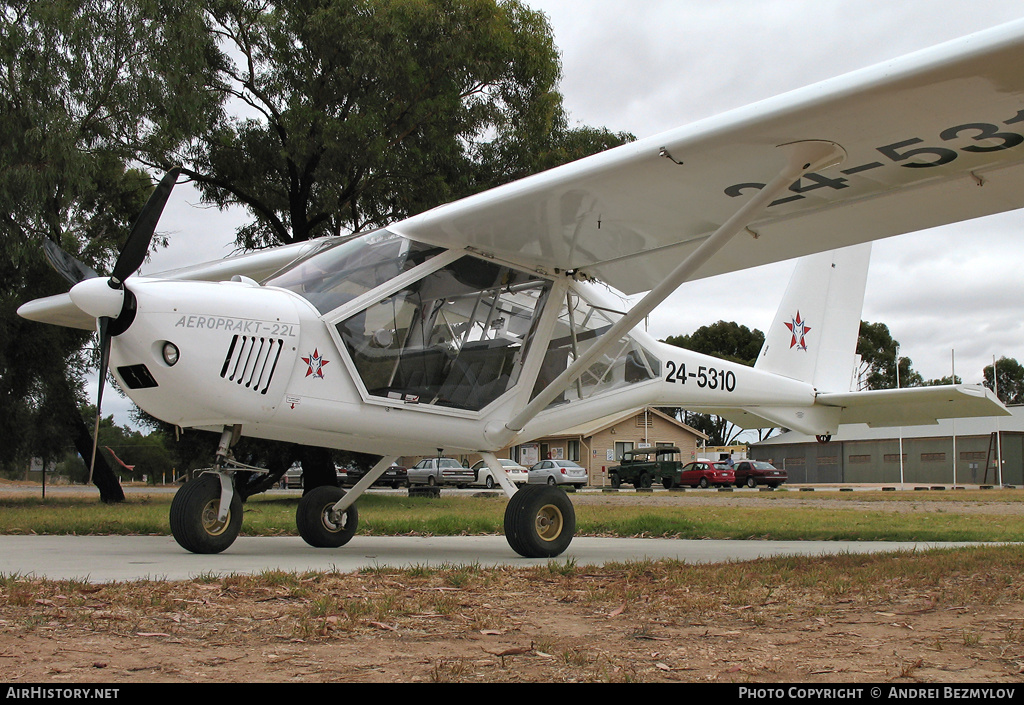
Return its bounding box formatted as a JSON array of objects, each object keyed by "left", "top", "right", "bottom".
[
  {"left": 984, "top": 356, "right": 1024, "bottom": 404},
  {"left": 856, "top": 320, "right": 923, "bottom": 390},
  {"left": 663, "top": 320, "right": 764, "bottom": 366},
  {"left": 167, "top": 0, "right": 631, "bottom": 248},
  {"left": 0, "top": 0, "right": 219, "bottom": 477}
]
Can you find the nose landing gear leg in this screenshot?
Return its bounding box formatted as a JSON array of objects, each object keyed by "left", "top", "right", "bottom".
[{"left": 170, "top": 425, "right": 255, "bottom": 554}]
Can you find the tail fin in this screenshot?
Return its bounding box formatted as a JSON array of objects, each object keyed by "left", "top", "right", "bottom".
[{"left": 755, "top": 243, "right": 871, "bottom": 393}]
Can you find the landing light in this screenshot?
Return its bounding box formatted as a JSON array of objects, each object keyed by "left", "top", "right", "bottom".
[{"left": 162, "top": 342, "right": 180, "bottom": 367}]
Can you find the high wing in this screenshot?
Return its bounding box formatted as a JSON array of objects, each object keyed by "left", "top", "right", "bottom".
[
  {"left": 23, "top": 21, "right": 1024, "bottom": 321},
  {"left": 392, "top": 19, "right": 1024, "bottom": 294}
]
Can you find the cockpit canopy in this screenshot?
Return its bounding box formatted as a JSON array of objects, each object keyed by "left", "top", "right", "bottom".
[
  {"left": 264, "top": 229, "right": 662, "bottom": 415},
  {"left": 265, "top": 230, "right": 552, "bottom": 412}
]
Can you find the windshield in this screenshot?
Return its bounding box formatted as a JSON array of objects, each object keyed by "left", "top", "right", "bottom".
[{"left": 263, "top": 230, "right": 442, "bottom": 314}]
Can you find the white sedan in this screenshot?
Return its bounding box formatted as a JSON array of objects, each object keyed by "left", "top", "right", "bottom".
[{"left": 470, "top": 458, "right": 529, "bottom": 488}]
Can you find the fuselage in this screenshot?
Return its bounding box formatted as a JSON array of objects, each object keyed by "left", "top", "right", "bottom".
[{"left": 105, "top": 231, "right": 815, "bottom": 455}]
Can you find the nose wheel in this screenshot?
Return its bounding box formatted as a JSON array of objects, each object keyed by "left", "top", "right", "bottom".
[
  {"left": 170, "top": 473, "right": 243, "bottom": 554},
  {"left": 504, "top": 485, "right": 576, "bottom": 558}
]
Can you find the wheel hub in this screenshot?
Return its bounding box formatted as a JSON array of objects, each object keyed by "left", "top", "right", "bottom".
[
  {"left": 321, "top": 504, "right": 347, "bottom": 533},
  {"left": 534, "top": 504, "right": 563, "bottom": 541},
  {"left": 200, "top": 499, "right": 231, "bottom": 536}
]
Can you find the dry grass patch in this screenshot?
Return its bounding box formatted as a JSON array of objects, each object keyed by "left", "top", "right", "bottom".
[{"left": 3, "top": 545, "right": 1024, "bottom": 682}]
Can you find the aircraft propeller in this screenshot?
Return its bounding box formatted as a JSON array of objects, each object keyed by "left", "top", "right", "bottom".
[{"left": 42, "top": 167, "right": 181, "bottom": 480}]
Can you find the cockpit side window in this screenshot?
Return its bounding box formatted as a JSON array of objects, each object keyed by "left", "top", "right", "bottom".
[
  {"left": 337, "top": 256, "right": 552, "bottom": 412},
  {"left": 532, "top": 287, "right": 662, "bottom": 407}
]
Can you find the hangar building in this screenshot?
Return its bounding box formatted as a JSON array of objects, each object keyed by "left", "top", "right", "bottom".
[{"left": 749, "top": 405, "right": 1024, "bottom": 486}]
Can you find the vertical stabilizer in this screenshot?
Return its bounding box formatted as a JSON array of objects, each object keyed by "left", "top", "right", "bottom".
[{"left": 755, "top": 243, "right": 871, "bottom": 393}]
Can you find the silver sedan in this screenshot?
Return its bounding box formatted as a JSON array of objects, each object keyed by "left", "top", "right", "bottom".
[{"left": 528, "top": 459, "right": 588, "bottom": 488}]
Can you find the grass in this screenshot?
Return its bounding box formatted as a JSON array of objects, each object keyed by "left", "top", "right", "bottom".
[{"left": 0, "top": 486, "right": 1022, "bottom": 542}]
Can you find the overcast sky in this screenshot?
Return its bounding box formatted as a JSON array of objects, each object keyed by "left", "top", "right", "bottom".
[{"left": 126, "top": 1, "right": 1024, "bottom": 426}]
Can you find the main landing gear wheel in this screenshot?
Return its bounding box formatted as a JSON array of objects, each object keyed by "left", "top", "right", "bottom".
[
  {"left": 170, "top": 474, "right": 243, "bottom": 554},
  {"left": 504, "top": 485, "right": 576, "bottom": 558},
  {"left": 297, "top": 485, "right": 358, "bottom": 548}
]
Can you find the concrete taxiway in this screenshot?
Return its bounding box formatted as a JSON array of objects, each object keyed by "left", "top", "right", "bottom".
[{"left": 0, "top": 534, "right": 990, "bottom": 583}]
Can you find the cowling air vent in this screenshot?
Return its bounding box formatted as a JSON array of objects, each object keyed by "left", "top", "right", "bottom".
[{"left": 221, "top": 335, "right": 284, "bottom": 394}]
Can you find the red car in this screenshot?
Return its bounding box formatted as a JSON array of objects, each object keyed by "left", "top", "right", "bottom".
[
  {"left": 733, "top": 460, "right": 787, "bottom": 488},
  {"left": 680, "top": 460, "right": 735, "bottom": 488}
]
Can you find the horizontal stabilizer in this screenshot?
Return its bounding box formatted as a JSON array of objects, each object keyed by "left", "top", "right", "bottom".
[
  {"left": 815, "top": 384, "right": 1009, "bottom": 427},
  {"left": 686, "top": 384, "right": 1007, "bottom": 436}
]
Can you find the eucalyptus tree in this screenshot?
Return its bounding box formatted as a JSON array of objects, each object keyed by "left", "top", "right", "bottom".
[
  {"left": 160, "top": 0, "right": 631, "bottom": 249},
  {"left": 0, "top": 0, "right": 220, "bottom": 498}
]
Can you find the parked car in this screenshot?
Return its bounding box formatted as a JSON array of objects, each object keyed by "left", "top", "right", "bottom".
[
  {"left": 284, "top": 463, "right": 303, "bottom": 489},
  {"left": 283, "top": 463, "right": 349, "bottom": 489},
  {"left": 733, "top": 460, "right": 787, "bottom": 488},
  {"left": 407, "top": 457, "right": 475, "bottom": 487},
  {"left": 528, "top": 459, "right": 588, "bottom": 488},
  {"left": 470, "top": 458, "right": 529, "bottom": 488},
  {"left": 679, "top": 460, "right": 735, "bottom": 488},
  {"left": 346, "top": 462, "right": 408, "bottom": 488},
  {"left": 284, "top": 463, "right": 350, "bottom": 489}
]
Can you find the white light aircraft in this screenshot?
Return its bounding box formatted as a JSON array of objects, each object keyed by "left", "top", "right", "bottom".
[{"left": 20, "top": 20, "right": 1024, "bottom": 558}]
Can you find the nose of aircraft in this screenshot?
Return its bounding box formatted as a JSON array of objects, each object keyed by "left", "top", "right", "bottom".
[{"left": 69, "top": 276, "right": 126, "bottom": 320}]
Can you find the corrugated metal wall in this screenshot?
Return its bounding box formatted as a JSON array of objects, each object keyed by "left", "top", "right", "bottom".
[{"left": 750, "top": 432, "right": 1023, "bottom": 485}]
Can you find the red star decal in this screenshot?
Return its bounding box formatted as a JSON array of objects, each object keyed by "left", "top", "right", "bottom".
[
  {"left": 302, "top": 348, "right": 329, "bottom": 378},
  {"left": 784, "top": 311, "right": 812, "bottom": 351}
]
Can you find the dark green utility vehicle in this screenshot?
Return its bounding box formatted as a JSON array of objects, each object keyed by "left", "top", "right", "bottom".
[{"left": 608, "top": 446, "right": 684, "bottom": 489}]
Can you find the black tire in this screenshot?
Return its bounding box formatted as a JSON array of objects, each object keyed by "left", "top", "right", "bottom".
[
  {"left": 610, "top": 473, "right": 621, "bottom": 489},
  {"left": 170, "top": 474, "right": 243, "bottom": 554},
  {"left": 504, "top": 485, "right": 576, "bottom": 558},
  {"left": 296, "top": 485, "right": 358, "bottom": 548},
  {"left": 639, "top": 472, "right": 652, "bottom": 489},
  {"left": 485, "top": 475, "right": 495, "bottom": 489},
  {"left": 746, "top": 476, "right": 757, "bottom": 489},
  {"left": 662, "top": 477, "right": 675, "bottom": 490},
  {"left": 699, "top": 477, "right": 709, "bottom": 489},
  {"left": 427, "top": 475, "right": 436, "bottom": 486},
  {"left": 546, "top": 476, "right": 556, "bottom": 486}
]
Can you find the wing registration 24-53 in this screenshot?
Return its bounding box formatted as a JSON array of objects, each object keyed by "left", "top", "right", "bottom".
[{"left": 394, "top": 19, "right": 1024, "bottom": 295}]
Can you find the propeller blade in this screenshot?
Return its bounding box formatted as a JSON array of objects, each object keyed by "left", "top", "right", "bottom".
[
  {"left": 88, "top": 316, "right": 111, "bottom": 484},
  {"left": 42, "top": 239, "right": 99, "bottom": 285},
  {"left": 111, "top": 167, "right": 181, "bottom": 285}
]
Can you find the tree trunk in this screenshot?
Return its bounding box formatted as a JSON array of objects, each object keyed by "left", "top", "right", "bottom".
[{"left": 299, "top": 445, "right": 338, "bottom": 495}]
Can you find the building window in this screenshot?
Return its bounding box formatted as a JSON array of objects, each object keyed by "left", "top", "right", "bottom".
[
  {"left": 785, "top": 457, "right": 805, "bottom": 466},
  {"left": 614, "top": 441, "right": 634, "bottom": 461},
  {"left": 884, "top": 454, "right": 906, "bottom": 463},
  {"left": 921, "top": 453, "right": 946, "bottom": 462},
  {"left": 848, "top": 454, "right": 871, "bottom": 463},
  {"left": 567, "top": 440, "right": 580, "bottom": 462},
  {"left": 818, "top": 456, "right": 837, "bottom": 465},
  {"left": 960, "top": 451, "right": 987, "bottom": 460}
]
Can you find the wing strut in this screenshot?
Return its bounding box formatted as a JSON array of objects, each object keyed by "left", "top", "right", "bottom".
[
  {"left": 330, "top": 455, "right": 399, "bottom": 513},
  {"left": 501, "top": 140, "right": 846, "bottom": 438}
]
